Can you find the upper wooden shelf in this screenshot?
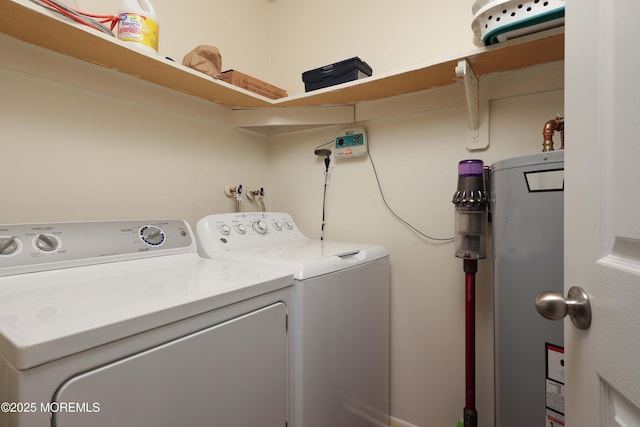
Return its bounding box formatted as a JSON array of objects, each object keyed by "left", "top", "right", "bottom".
[{"left": 0, "top": 0, "right": 564, "bottom": 110}]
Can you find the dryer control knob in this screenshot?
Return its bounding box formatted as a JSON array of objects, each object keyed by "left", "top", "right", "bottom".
[
  {"left": 273, "top": 221, "right": 283, "bottom": 231},
  {"left": 253, "top": 220, "right": 268, "bottom": 234},
  {"left": 235, "top": 224, "right": 247, "bottom": 235},
  {"left": 35, "top": 234, "right": 59, "bottom": 252},
  {"left": 284, "top": 221, "right": 294, "bottom": 230},
  {"left": 140, "top": 225, "right": 166, "bottom": 246},
  {"left": 0, "top": 236, "right": 18, "bottom": 255}
]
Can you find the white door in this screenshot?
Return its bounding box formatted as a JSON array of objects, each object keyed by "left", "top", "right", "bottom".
[{"left": 564, "top": 0, "right": 640, "bottom": 425}]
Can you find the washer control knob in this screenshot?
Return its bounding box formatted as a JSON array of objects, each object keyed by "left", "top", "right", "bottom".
[
  {"left": 140, "top": 225, "right": 165, "bottom": 246},
  {"left": 35, "top": 234, "right": 59, "bottom": 252},
  {"left": 273, "top": 221, "right": 283, "bottom": 231},
  {"left": 218, "top": 224, "right": 231, "bottom": 236},
  {"left": 253, "top": 220, "right": 268, "bottom": 234},
  {"left": 284, "top": 221, "right": 294, "bottom": 230},
  {"left": 235, "top": 224, "right": 247, "bottom": 235},
  {"left": 0, "top": 236, "right": 18, "bottom": 255}
]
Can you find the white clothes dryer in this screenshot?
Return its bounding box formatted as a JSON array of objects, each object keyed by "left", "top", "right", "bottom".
[
  {"left": 0, "top": 219, "right": 294, "bottom": 427},
  {"left": 196, "top": 212, "right": 390, "bottom": 427}
]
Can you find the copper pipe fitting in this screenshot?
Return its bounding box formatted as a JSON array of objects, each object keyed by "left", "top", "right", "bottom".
[{"left": 542, "top": 116, "right": 564, "bottom": 152}]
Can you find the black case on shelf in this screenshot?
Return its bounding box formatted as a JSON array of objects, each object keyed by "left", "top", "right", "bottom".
[{"left": 302, "top": 57, "right": 372, "bottom": 92}]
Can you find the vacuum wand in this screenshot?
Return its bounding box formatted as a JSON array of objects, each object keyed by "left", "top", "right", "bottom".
[
  {"left": 452, "top": 160, "right": 488, "bottom": 427},
  {"left": 464, "top": 258, "right": 478, "bottom": 427}
]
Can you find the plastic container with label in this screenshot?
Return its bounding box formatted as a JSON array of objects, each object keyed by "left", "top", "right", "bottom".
[{"left": 118, "top": 0, "right": 159, "bottom": 54}]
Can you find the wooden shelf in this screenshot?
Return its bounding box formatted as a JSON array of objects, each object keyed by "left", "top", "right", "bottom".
[
  {"left": 0, "top": 0, "right": 564, "bottom": 111},
  {"left": 276, "top": 30, "right": 564, "bottom": 108}
]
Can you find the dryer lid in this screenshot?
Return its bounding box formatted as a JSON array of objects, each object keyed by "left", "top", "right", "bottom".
[{"left": 0, "top": 253, "right": 292, "bottom": 370}]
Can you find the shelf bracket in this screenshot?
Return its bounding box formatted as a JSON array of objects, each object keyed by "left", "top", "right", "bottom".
[{"left": 455, "top": 59, "right": 489, "bottom": 151}]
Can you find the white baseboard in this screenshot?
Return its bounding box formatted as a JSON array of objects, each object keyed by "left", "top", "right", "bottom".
[{"left": 390, "top": 416, "right": 423, "bottom": 427}]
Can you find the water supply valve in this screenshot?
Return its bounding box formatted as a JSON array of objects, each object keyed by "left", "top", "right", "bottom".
[
  {"left": 452, "top": 160, "right": 489, "bottom": 259},
  {"left": 247, "top": 187, "right": 266, "bottom": 212},
  {"left": 224, "top": 185, "right": 244, "bottom": 200},
  {"left": 224, "top": 185, "right": 244, "bottom": 212},
  {"left": 247, "top": 187, "right": 264, "bottom": 200}
]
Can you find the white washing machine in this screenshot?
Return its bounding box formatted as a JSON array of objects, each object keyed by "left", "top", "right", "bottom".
[
  {"left": 0, "top": 219, "right": 294, "bottom": 427},
  {"left": 196, "top": 212, "right": 390, "bottom": 427}
]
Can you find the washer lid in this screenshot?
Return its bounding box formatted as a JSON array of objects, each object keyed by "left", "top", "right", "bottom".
[
  {"left": 196, "top": 212, "right": 389, "bottom": 280},
  {"left": 222, "top": 240, "right": 389, "bottom": 280},
  {"left": 0, "top": 253, "right": 293, "bottom": 370}
]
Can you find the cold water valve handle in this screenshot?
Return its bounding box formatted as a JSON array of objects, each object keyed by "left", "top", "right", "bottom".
[{"left": 234, "top": 184, "right": 243, "bottom": 201}]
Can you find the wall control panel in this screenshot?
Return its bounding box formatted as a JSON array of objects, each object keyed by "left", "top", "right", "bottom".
[{"left": 335, "top": 127, "right": 367, "bottom": 159}]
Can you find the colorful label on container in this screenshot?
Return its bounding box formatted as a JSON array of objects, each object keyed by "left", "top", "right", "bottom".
[{"left": 118, "top": 13, "right": 159, "bottom": 52}]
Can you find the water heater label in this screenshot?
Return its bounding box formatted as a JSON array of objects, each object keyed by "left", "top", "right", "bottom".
[
  {"left": 545, "top": 343, "right": 565, "bottom": 427},
  {"left": 524, "top": 168, "right": 564, "bottom": 192}
]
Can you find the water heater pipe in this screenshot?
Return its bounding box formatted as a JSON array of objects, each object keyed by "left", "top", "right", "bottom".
[{"left": 542, "top": 116, "right": 564, "bottom": 152}]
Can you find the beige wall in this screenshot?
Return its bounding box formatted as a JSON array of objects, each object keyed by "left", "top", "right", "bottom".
[
  {"left": 0, "top": 65, "right": 270, "bottom": 226},
  {"left": 2, "top": 1, "right": 564, "bottom": 426}
]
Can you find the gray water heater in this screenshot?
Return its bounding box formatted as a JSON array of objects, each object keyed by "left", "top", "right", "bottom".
[{"left": 491, "top": 151, "right": 564, "bottom": 427}]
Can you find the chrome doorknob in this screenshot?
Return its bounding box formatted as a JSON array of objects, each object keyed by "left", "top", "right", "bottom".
[{"left": 535, "top": 286, "right": 592, "bottom": 330}]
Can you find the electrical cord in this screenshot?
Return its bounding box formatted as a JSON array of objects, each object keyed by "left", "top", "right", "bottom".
[
  {"left": 320, "top": 161, "right": 330, "bottom": 240},
  {"left": 316, "top": 137, "right": 453, "bottom": 242},
  {"left": 315, "top": 140, "right": 334, "bottom": 240},
  {"left": 29, "top": 0, "right": 118, "bottom": 36},
  {"left": 314, "top": 140, "right": 333, "bottom": 152},
  {"left": 366, "top": 141, "right": 455, "bottom": 242}
]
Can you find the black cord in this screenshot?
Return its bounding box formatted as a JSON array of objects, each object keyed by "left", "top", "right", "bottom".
[
  {"left": 320, "top": 163, "right": 329, "bottom": 240},
  {"left": 316, "top": 140, "right": 334, "bottom": 240},
  {"left": 314, "top": 140, "right": 334, "bottom": 151},
  {"left": 315, "top": 136, "right": 452, "bottom": 242},
  {"left": 367, "top": 142, "right": 454, "bottom": 242}
]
